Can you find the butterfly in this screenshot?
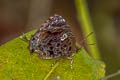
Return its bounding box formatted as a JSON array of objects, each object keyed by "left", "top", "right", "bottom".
[{"left": 29, "top": 14, "right": 78, "bottom": 59}]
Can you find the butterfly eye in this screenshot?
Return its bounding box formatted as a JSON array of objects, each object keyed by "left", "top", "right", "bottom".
[
  {"left": 32, "top": 37, "right": 35, "bottom": 40},
  {"left": 32, "top": 36, "right": 38, "bottom": 40}
]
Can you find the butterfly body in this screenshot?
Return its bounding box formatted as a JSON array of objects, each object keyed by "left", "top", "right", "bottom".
[{"left": 29, "top": 14, "right": 77, "bottom": 59}]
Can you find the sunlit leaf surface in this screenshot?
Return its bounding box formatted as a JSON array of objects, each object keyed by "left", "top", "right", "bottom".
[{"left": 0, "top": 30, "right": 105, "bottom": 80}]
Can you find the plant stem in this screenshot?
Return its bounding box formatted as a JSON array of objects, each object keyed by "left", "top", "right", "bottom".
[
  {"left": 103, "top": 70, "right": 120, "bottom": 80},
  {"left": 75, "top": 0, "right": 100, "bottom": 59}
]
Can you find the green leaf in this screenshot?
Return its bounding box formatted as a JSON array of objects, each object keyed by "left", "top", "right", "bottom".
[{"left": 0, "top": 30, "right": 105, "bottom": 80}]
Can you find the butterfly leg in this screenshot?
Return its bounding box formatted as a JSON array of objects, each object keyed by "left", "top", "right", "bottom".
[
  {"left": 19, "top": 33, "right": 30, "bottom": 42},
  {"left": 67, "top": 57, "right": 74, "bottom": 69}
]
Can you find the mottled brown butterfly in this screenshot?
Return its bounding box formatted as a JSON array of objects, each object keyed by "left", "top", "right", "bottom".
[{"left": 29, "top": 14, "right": 78, "bottom": 59}]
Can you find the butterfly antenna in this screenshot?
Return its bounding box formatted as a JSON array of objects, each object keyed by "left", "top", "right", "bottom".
[{"left": 80, "top": 32, "right": 94, "bottom": 45}]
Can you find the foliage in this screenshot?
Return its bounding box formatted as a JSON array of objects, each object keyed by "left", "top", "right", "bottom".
[
  {"left": 0, "top": 30, "right": 105, "bottom": 80},
  {"left": 75, "top": 0, "right": 100, "bottom": 59}
]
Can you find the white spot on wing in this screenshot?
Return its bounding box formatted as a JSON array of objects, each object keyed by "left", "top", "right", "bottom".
[{"left": 60, "top": 33, "right": 68, "bottom": 41}]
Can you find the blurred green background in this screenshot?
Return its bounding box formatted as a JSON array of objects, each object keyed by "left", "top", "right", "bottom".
[{"left": 0, "top": 0, "right": 120, "bottom": 80}]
